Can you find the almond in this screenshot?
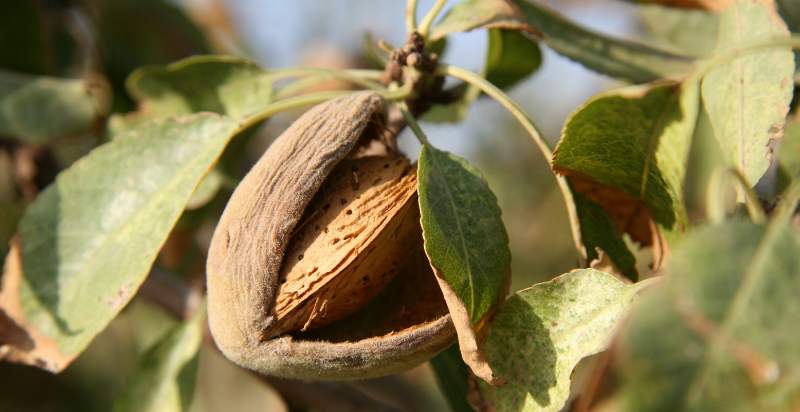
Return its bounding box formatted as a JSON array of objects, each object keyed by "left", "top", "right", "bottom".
[
  {"left": 272, "top": 154, "right": 419, "bottom": 335},
  {"left": 206, "top": 92, "right": 455, "bottom": 380}
]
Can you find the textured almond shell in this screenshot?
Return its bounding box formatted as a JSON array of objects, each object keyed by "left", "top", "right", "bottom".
[
  {"left": 272, "top": 154, "right": 420, "bottom": 335},
  {"left": 206, "top": 92, "right": 454, "bottom": 380}
]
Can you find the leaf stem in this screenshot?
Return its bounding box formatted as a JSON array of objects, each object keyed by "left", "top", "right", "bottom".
[
  {"left": 240, "top": 84, "right": 412, "bottom": 131},
  {"left": 437, "top": 64, "right": 585, "bottom": 259},
  {"left": 269, "top": 67, "right": 385, "bottom": 91},
  {"left": 730, "top": 169, "right": 767, "bottom": 224},
  {"left": 418, "top": 0, "right": 448, "bottom": 39},
  {"left": 706, "top": 168, "right": 766, "bottom": 225},
  {"left": 397, "top": 101, "right": 431, "bottom": 145},
  {"left": 406, "top": 0, "right": 419, "bottom": 35}
]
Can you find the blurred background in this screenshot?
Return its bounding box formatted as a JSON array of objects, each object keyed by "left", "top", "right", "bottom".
[{"left": 0, "top": 0, "right": 666, "bottom": 410}]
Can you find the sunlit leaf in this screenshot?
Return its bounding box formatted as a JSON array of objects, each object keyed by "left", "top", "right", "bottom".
[
  {"left": 418, "top": 144, "right": 510, "bottom": 383},
  {"left": 432, "top": 0, "right": 695, "bottom": 82},
  {"left": 0, "top": 113, "right": 238, "bottom": 372},
  {"left": 475, "top": 269, "right": 644, "bottom": 412},
  {"left": 113, "top": 305, "right": 205, "bottom": 412},
  {"left": 701, "top": 0, "right": 795, "bottom": 186},
  {"left": 616, "top": 216, "right": 800, "bottom": 411},
  {"left": 110, "top": 55, "right": 273, "bottom": 134},
  {"left": 0, "top": 70, "right": 108, "bottom": 144},
  {"left": 553, "top": 80, "right": 700, "bottom": 265},
  {"left": 638, "top": 5, "right": 719, "bottom": 57}
]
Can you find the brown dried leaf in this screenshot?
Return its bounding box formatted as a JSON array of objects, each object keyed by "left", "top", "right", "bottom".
[{"left": 0, "top": 238, "right": 70, "bottom": 372}]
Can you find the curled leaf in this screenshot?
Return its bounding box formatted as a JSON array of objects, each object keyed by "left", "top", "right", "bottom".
[{"left": 418, "top": 144, "right": 511, "bottom": 384}]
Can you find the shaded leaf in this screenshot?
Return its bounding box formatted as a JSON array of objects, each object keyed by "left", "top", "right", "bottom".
[
  {"left": 92, "top": 0, "right": 210, "bottom": 111},
  {"left": 431, "top": 344, "right": 475, "bottom": 412},
  {"left": 638, "top": 5, "right": 720, "bottom": 57},
  {"left": 432, "top": 0, "right": 695, "bottom": 83},
  {"left": 0, "top": 70, "right": 108, "bottom": 143},
  {"left": 476, "top": 269, "right": 643, "bottom": 412},
  {"left": 110, "top": 55, "right": 273, "bottom": 134},
  {"left": 485, "top": 29, "right": 541, "bottom": 90},
  {"left": 778, "top": 119, "right": 800, "bottom": 188},
  {"left": 418, "top": 144, "right": 511, "bottom": 383},
  {"left": 626, "top": 0, "right": 733, "bottom": 11},
  {"left": 424, "top": 29, "right": 539, "bottom": 124},
  {"left": 0, "top": 113, "right": 238, "bottom": 372},
  {"left": 113, "top": 304, "right": 205, "bottom": 412},
  {"left": 616, "top": 216, "right": 800, "bottom": 411},
  {"left": 553, "top": 80, "right": 700, "bottom": 264},
  {"left": 777, "top": 0, "right": 800, "bottom": 33},
  {"left": 0, "top": 0, "right": 47, "bottom": 74},
  {"left": 701, "top": 0, "right": 795, "bottom": 186},
  {"left": 571, "top": 186, "right": 638, "bottom": 281},
  {"left": 185, "top": 168, "right": 226, "bottom": 210}
]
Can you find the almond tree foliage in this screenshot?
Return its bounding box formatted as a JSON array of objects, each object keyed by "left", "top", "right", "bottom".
[{"left": 1, "top": 0, "right": 799, "bottom": 411}]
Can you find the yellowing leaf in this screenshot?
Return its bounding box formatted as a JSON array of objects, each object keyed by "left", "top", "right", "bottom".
[{"left": 701, "top": 0, "right": 795, "bottom": 186}]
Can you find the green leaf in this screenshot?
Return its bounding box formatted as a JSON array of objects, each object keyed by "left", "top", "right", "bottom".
[
  {"left": 93, "top": 0, "right": 210, "bottom": 111},
  {"left": 432, "top": 0, "right": 695, "bottom": 83},
  {"left": 553, "top": 80, "right": 699, "bottom": 251},
  {"left": 476, "top": 269, "right": 643, "bottom": 412},
  {"left": 0, "top": 70, "right": 108, "bottom": 143},
  {"left": 0, "top": 0, "right": 47, "bottom": 74},
  {"left": 700, "top": 0, "right": 795, "bottom": 186},
  {"left": 777, "top": 0, "right": 800, "bottom": 33},
  {"left": 778, "top": 118, "right": 800, "bottom": 189},
  {"left": 571, "top": 187, "right": 638, "bottom": 281},
  {"left": 431, "top": 344, "right": 475, "bottom": 412},
  {"left": 110, "top": 55, "right": 273, "bottom": 134},
  {"left": 114, "top": 305, "right": 206, "bottom": 412},
  {"left": 418, "top": 144, "right": 510, "bottom": 383},
  {"left": 0, "top": 113, "right": 238, "bottom": 372},
  {"left": 485, "top": 29, "right": 541, "bottom": 90},
  {"left": 639, "top": 5, "right": 719, "bottom": 57},
  {"left": 185, "top": 168, "right": 227, "bottom": 210},
  {"left": 616, "top": 217, "right": 800, "bottom": 411},
  {"left": 424, "top": 29, "right": 539, "bottom": 124}
]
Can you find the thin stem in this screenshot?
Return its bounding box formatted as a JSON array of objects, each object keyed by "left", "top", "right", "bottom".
[
  {"left": 775, "top": 180, "right": 800, "bottom": 222},
  {"left": 240, "top": 83, "right": 413, "bottom": 131},
  {"left": 406, "top": 0, "right": 419, "bottom": 35},
  {"left": 398, "top": 101, "right": 431, "bottom": 145},
  {"left": 706, "top": 168, "right": 767, "bottom": 225},
  {"left": 706, "top": 168, "right": 728, "bottom": 225},
  {"left": 418, "top": 0, "right": 448, "bottom": 39},
  {"left": 240, "top": 91, "right": 351, "bottom": 130},
  {"left": 269, "top": 67, "right": 385, "bottom": 91},
  {"left": 730, "top": 169, "right": 766, "bottom": 224},
  {"left": 437, "top": 64, "right": 585, "bottom": 259}
]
